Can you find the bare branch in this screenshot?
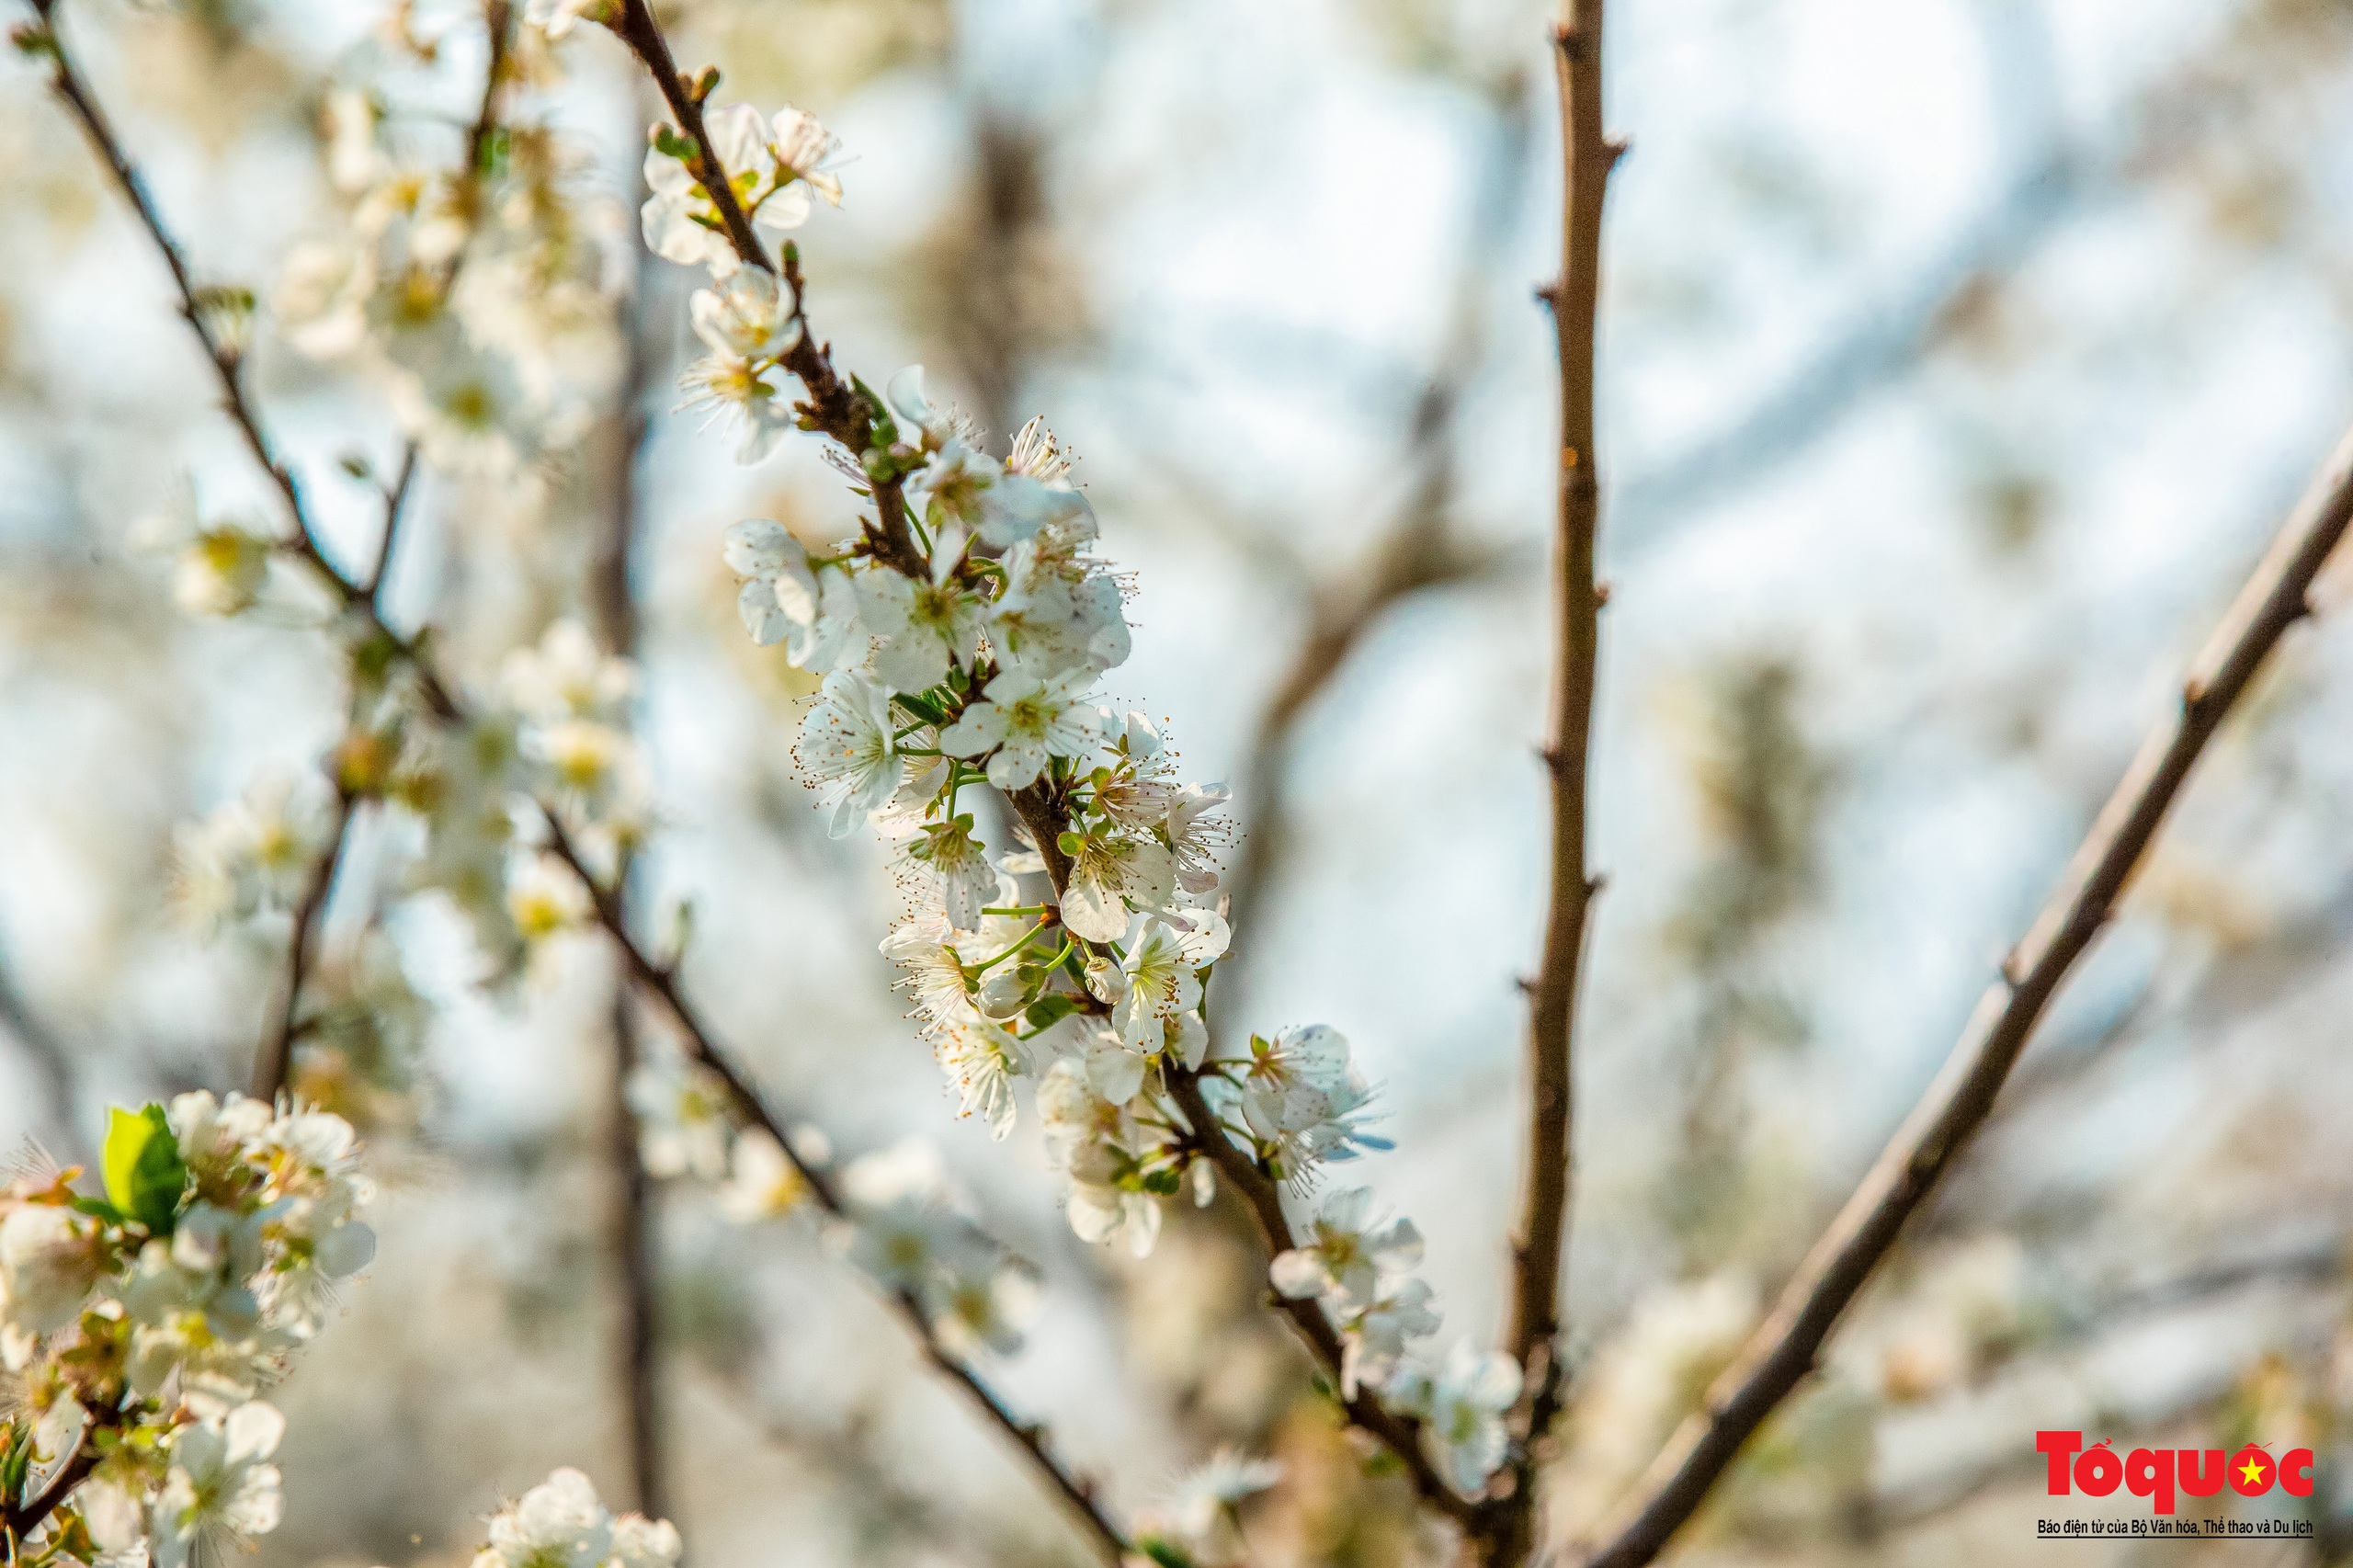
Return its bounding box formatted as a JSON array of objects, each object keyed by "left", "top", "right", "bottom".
[
  {"left": 1500, "top": 10, "right": 1620, "bottom": 1545},
  {"left": 248, "top": 787, "right": 356, "bottom": 1100},
  {"left": 1578, "top": 418, "right": 2353, "bottom": 1568}
]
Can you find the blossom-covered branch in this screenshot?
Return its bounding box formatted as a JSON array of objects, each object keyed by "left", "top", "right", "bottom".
[
  {"left": 26, "top": 7, "right": 1129, "bottom": 1561},
  {"left": 597, "top": 0, "right": 1529, "bottom": 1537},
  {"left": 1577, "top": 422, "right": 2353, "bottom": 1567}
]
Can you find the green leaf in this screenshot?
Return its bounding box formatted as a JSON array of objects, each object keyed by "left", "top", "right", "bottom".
[
  {"left": 1137, "top": 1537, "right": 1197, "bottom": 1568},
  {"left": 2, "top": 1415, "right": 32, "bottom": 1506},
  {"left": 102, "top": 1104, "right": 187, "bottom": 1236},
  {"left": 1023, "top": 994, "right": 1081, "bottom": 1030},
  {"left": 892, "top": 690, "right": 948, "bottom": 726}
]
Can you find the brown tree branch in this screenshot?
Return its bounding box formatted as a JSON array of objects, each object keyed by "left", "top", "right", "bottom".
[
  {"left": 1577, "top": 418, "right": 2353, "bottom": 1568},
  {"left": 248, "top": 786, "right": 355, "bottom": 1100},
  {"left": 1502, "top": 6, "right": 1620, "bottom": 1533},
  {"left": 0, "top": 1446, "right": 102, "bottom": 1544},
  {"left": 1162, "top": 1072, "right": 1482, "bottom": 1526}
]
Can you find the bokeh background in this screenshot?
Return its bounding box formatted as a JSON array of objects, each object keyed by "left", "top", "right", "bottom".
[{"left": 7, "top": 0, "right": 2353, "bottom": 1562}]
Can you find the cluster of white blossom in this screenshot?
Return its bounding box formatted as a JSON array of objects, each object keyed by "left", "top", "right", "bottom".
[
  {"left": 1134, "top": 1448, "right": 1283, "bottom": 1568},
  {"left": 833, "top": 1140, "right": 1039, "bottom": 1358},
  {"left": 276, "top": 54, "right": 625, "bottom": 480},
  {"left": 0, "top": 1095, "right": 373, "bottom": 1568},
  {"left": 467, "top": 1468, "right": 679, "bottom": 1568},
  {"left": 624, "top": 1051, "right": 813, "bottom": 1223},
  {"left": 142, "top": 17, "right": 635, "bottom": 1011},
  {"left": 644, "top": 85, "right": 1525, "bottom": 1492},
  {"left": 167, "top": 769, "right": 335, "bottom": 930},
  {"left": 499, "top": 619, "right": 649, "bottom": 876}
]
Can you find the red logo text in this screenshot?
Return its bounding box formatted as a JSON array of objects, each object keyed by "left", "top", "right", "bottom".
[{"left": 2039, "top": 1431, "right": 2313, "bottom": 1516}]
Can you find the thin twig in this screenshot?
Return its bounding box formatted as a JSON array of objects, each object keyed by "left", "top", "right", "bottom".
[
  {"left": 1578, "top": 418, "right": 2353, "bottom": 1568},
  {"left": 1502, "top": 8, "right": 1620, "bottom": 1546},
  {"left": 248, "top": 787, "right": 356, "bottom": 1100},
  {"left": 1161, "top": 1072, "right": 1482, "bottom": 1525},
  {"left": 368, "top": 442, "right": 420, "bottom": 608},
  {"left": 31, "top": 0, "right": 461, "bottom": 726}
]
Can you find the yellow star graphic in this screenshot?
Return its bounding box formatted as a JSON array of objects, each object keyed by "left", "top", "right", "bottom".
[{"left": 2238, "top": 1456, "right": 2268, "bottom": 1487}]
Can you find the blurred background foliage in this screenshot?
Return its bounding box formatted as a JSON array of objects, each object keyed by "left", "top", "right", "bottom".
[{"left": 9, "top": 0, "right": 2353, "bottom": 1562}]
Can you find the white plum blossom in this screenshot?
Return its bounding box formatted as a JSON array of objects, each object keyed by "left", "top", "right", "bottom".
[
  {"left": 691, "top": 267, "right": 801, "bottom": 358},
  {"left": 1230, "top": 1023, "right": 1392, "bottom": 1174},
  {"left": 1038, "top": 1060, "right": 1161, "bottom": 1257},
  {"left": 611, "top": 1514, "right": 685, "bottom": 1568},
  {"left": 884, "top": 364, "right": 965, "bottom": 452},
  {"left": 1396, "top": 1343, "right": 1525, "bottom": 1495},
  {"left": 1162, "top": 1449, "right": 1289, "bottom": 1544},
  {"left": 506, "top": 853, "right": 593, "bottom": 944},
  {"left": 640, "top": 104, "right": 765, "bottom": 273},
  {"left": 934, "top": 1016, "right": 1031, "bottom": 1138},
  {"left": 676, "top": 268, "right": 804, "bottom": 460},
  {"left": 152, "top": 1402, "right": 287, "bottom": 1568},
  {"left": 0, "top": 1203, "right": 107, "bottom": 1336},
  {"left": 1269, "top": 1187, "right": 1424, "bottom": 1310},
  {"left": 719, "top": 1127, "right": 817, "bottom": 1222},
  {"left": 641, "top": 105, "right": 843, "bottom": 276},
  {"left": 761, "top": 107, "right": 846, "bottom": 226},
  {"left": 391, "top": 347, "right": 532, "bottom": 474},
  {"left": 1166, "top": 782, "right": 1233, "bottom": 895},
  {"left": 169, "top": 769, "right": 335, "bottom": 929},
  {"left": 904, "top": 814, "right": 997, "bottom": 931},
  {"left": 795, "top": 672, "right": 904, "bottom": 837},
  {"left": 504, "top": 619, "right": 636, "bottom": 722},
  {"left": 1112, "top": 913, "right": 1230, "bottom": 1058},
  {"left": 1340, "top": 1278, "right": 1443, "bottom": 1398},
  {"left": 472, "top": 1469, "right": 679, "bottom": 1568},
  {"left": 880, "top": 913, "right": 980, "bottom": 1028},
  {"left": 1058, "top": 821, "right": 1176, "bottom": 943},
  {"left": 926, "top": 1251, "right": 1039, "bottom": 1358},
  {"left": 722, "top": 518, "right": 862, "bottom": 668},
  {"left": 523, "top": 0, "right": 610, "bottom": 38},
  {"left": 938, "top": 666, "right": 1105, "bottom": 790},
  {"left": 626, "top": 1056, "right": 734, "bottom": 1182},
  {"left": 856, "top": 549, "right": 985, "bottom": 694},
  {"left": 482, "top": 1466, "right": 611, "bottom": 1568},
  {"left": 132, "top": 488, "right": 279, "bottom": 618}
]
